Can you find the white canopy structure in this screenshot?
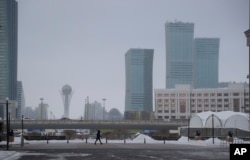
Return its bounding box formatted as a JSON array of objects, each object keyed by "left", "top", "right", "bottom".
[{"left": 190, "top": 111, "right": 250, "bottom": 131}]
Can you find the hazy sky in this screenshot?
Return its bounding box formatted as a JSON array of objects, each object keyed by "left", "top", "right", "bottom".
[{"left": 17, "top": 0, "right": 249, "bottom": 119}]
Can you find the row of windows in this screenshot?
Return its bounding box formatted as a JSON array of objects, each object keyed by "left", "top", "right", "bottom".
[
  {"left": 157, "top": 92, "right": 249, "bottom": 97},
  {"left": 156, "top": 98, "right": 249, "bottom": 103}
]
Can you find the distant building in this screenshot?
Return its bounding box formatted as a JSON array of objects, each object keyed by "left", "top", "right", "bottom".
[
  {"left": 194, "top": 38, "right": 219, "bottom": 88},
  {"left": 165, "top": 22, "right": 194, "bottom": 88},
  {"left": 36, "top": 103, "right": 49, "bottom": 120},
  {"left": 85, "top": 101, "right": 108, "bottom": 120},
  {"left": 165, "top": 21, "right": 220, "bottom": 89},
  {"left": 16, "top": 81, "right": 25, "bottom": 119},
  {"left": 109, "top": 108, "right": 123, "bottom": 120},
  {"left": 155, "top": 83, "right": 249, "bottom": 120},
  {"left": 125, "top": 48, "right": 154, "bottom": 120},
  {"left": 24, "top": 106, "right": 36, "bottom": 120}
]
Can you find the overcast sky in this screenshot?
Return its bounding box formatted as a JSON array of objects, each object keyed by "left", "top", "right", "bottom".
[{"left": 17, "top": 0, "right": 249, "bottom": 119}]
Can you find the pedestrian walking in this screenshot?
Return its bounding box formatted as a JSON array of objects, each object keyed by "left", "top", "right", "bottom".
[{"left": 94, "top": 130, "right": 103, "bottom": 145}]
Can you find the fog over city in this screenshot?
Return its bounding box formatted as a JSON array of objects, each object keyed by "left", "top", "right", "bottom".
[{"left": 17, "top": 0, "right": 248, "bottom": 119}]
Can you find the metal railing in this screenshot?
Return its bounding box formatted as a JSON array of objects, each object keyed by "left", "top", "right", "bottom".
[{"left": 8, "top": 119, "right": 188, "bottom": 130}]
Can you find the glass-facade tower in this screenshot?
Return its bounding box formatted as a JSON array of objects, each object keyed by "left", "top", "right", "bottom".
[
  {"left": 194, "top": 38, "right": 219, "bottom": 88},
  {"left": 0, "top": 0, "right": 18, "bottom": 118},
  {"left": 165, "top": 22, "right": 194, "bottom": 88},
  {"left": 165, "top": 21, "right": 219, "bottom": 89},
  {"left": 125, "top": 49, "right": 154, "bottom": 113}
]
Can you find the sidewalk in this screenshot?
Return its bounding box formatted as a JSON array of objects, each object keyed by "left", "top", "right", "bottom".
[
  {"left": 0, "top": 150, "right": 20, "bottom": 160},
  {"left": 10, "top": 140, "right": 224, "bottom": 150}
]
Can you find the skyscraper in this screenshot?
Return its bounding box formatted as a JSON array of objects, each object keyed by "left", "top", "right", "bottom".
[
  {"left": 0, "top": 0, "right": 18, "bottom": 119},
  {"left": 165, "top": 21, "right": 219, "bottom": 89},
  {"left": 165, "top": 22, "right": 194, "bottom": 88},
  {"left": 194, "top": 38, "right": 220, "bottom": 88},
  {"left": 125, "top": 48, "right": 154, "bottom": 120}
]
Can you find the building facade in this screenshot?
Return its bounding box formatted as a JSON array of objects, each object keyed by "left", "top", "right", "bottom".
[
  {"left": 16, "top": 81, "right": 25, "bottom": 119},
  {"left": 84, "top": 101, "right": 107, "bottom": 120},
  {"left": 125, "top": 48, "right": 154, "bottom": 120},
  {"left": 155, "top": 83, "right": 249, "bottom": 120},
  {"left": 36, "top": 103, "right": 49, "bottom": 120},
  {"left": 0, "top": 0, "right": 18, "bottom": 119},
  {"left": 165, "top": 22, "right": 220, "bottom": 89},
  {"left": 194, "top": 38, "right": 219, "bottom": 88},
  {"left": 165, "top": 22, "right": 194, "bottom": 88},
  {"left": 24, "top": 106, "right": 36, "bottom": 120}
]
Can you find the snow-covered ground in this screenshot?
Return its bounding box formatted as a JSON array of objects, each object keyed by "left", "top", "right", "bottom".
[{"left": 1, "top": 134, "right": 249, "bottom": 160}]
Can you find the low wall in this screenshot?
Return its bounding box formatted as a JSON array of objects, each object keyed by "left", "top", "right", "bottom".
[{"left": 180, "top": 127, "right": 250, "bottom": 139}]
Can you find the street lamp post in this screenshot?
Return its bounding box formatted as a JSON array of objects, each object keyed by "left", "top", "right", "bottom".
[
  {"left": 40, "top": 98, "right": 44, "bottom": 120},
  {"left": 86, "top": 96, "right": 89, "bottom": 120},
  {"left": 212, "top": 114, "right": 214, "bottom": 144},
  {"left": 188, "top": 91, "right": 192, "bottom": 141},
  {"left": 84, "top": 98, "right": 87, "bottom": 120},
  {"left": 21, "top": 115, "right": 24, "bottom": 147},
  {"left": 102, "top": 98, "right": 106, "bottom": 120},
  {"left": 6, "top": 98, "right": 9, "bottom": 150}
]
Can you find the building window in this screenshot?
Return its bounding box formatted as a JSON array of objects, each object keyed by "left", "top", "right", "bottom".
[
  {"left": 233, "top": 93, "right": 239, "bottom": 96},
  {"left": 158, "top": 94, "right": 162, "bottom": 97},
  {"left": 158, "top": 110, "right": 162, "bottom": 113},
  {"left": 179, "top": 93, "right": 186, "bottom": 97},
  {"left": 164, "top": 94, "right": 169, "bottom": 97},
  {"left": 233, "top": 99, "right": 240, "bottom": 112},
  {"left": 180, "top": 99, "right": 186, "bottom": 113}
]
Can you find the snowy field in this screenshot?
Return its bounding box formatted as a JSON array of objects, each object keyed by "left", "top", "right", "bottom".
[{"left": 1, "top": 134, "right": 249, "bottom": 160}]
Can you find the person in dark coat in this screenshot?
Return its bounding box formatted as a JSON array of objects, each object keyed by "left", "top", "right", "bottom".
[{"left": 94, "top": 130, "right": 103, "bottom": 145}]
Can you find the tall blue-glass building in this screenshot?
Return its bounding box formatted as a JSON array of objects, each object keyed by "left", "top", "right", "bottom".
[
  {"left": 125, "top": 49, "right": 154, "bottom": 120},
  {"left": 194, "top": 38, "right": 219, "bottom": 88},
  {"left": 165, "top": 21, "right": 219, "bottom": 89},
  {"left": 165, "top": 22, "right": 194, "bottom": 88},
  {"left": 0, "top": 0, "right": 18, "bottom": 119}
]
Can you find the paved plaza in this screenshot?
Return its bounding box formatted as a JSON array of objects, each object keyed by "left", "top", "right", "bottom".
[{"left": 3, "top": 142, "right": 229, "bottom": 160}]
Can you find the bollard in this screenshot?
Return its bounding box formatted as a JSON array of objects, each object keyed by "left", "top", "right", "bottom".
[
  {"left": 144, "top": 138, "right": 146, "bottom": 144},
  {"left": 164, "top": 138, "right": 165, "bottom": 144},
  {"left": 67, "top": 137, "right": 69, "bottom": 144},
  {"left": 86, "top": 137, "right": 88, "bottom": 144},
  {"left": 47, "top": 135, "right": 49, "bottom": 144},
  {"left": 106, "top": 138, "right": 108, "bottom": 144}
]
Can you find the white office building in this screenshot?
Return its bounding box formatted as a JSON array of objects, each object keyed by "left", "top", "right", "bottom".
[{"left": 155, "top": 83, "right": 249, "bottom": 120}]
